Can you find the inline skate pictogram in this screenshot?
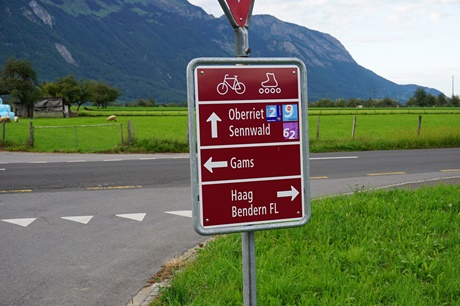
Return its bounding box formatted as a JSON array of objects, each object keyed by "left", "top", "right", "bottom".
[{"left": 259, "top": 72, "right": 281, "bottom": 94}]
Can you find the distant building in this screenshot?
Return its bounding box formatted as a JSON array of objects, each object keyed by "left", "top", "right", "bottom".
[{"left": 15, "top": 98, "right": 72, "bottom": 118}]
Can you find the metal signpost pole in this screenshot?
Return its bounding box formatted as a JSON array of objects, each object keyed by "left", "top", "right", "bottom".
[
  {"left": 217, "top": 1, "right": 256, "bottom": 305},
  {"left": 188, "top": 2, "right": 309, "bottom": 306}
]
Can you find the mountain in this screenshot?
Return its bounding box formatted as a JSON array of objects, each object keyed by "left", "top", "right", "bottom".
[{"left": 0, "top": 0, "right": 441, "bottom": 103}]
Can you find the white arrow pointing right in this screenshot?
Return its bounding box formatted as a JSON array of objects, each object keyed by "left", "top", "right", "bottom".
[
  {"left": 277, "top": 186, "right": 299, "bottom": 201},
  {"left": 207, "top": 112, "right": 221, "bottom": 139}
]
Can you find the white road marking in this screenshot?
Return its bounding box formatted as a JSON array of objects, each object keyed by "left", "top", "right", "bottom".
[
  {"left": 61, "top": 216, "right": 93, "bottom": 224},
  {"left": 115, "top": 213, "right": 146, "bottom": 222},
  {"left": 103, "top": 159, "right": 123, "bottom": 162},
  {"left": 165, "top": 210, "right": 192, "bottom": 218},
  {"left": 1, "top": 218, "right": 37, "bottom": 227},
  {"left": 310, "top": 156, "right": 358, "bottom": 160},
  {"left": 66, "top": 160, "right": 86, "bottom": 163}
]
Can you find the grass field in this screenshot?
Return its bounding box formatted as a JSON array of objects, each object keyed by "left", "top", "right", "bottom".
[
  {"left": 152, "top": 184, "right": 460, "bottom": 305},
  {"left": 1, "top": 107, "right": 459, "bottom": 153}
]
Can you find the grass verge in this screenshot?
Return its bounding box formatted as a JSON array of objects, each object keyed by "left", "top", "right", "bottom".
[
  {"left": 1, "top": 112, "right": 459, "bottom": 153},
  {"left": 152, "top": 184, "right": 460, "bottom": 305}
]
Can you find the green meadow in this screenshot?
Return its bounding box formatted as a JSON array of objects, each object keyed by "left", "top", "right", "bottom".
[
  {"left": 1, "top": 107, "right": 459, "bottom": 153},
  {"left": 152, "top": 185, "right": 460, "bottom": 305}
]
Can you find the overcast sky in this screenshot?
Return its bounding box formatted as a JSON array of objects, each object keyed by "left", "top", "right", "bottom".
[{"left": 188, "top": 0, "right": 460, "bottom": 97}]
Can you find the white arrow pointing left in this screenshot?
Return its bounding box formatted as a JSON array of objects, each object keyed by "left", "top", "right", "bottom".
[
  {"left": 1, "top": 218, "right": 36, "bottom": 227},
  {"left": 277, "top": 186, "right": 299, "bottom": 201},
  {"left": 61, "top": 216, "right": 93, "bottom": 225},
  {"left": 204, "top": 157, "right": 228, "bottom": 173},
  {"left": 116, "top": 213, "right": 146, "bottom": 222}
]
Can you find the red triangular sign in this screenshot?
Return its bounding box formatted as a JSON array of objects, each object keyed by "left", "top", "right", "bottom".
[{"left": 226, "top": 0, "right": 253, "bottom": 27}]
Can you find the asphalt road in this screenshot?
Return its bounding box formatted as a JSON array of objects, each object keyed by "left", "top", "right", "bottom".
[{"left": 0, "top": 148, "right": 459, "bottom": 305}]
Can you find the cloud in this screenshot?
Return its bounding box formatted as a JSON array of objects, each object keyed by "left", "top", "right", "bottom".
[{"left": 188, "top": 0, "right": 460, "bottom": 95}]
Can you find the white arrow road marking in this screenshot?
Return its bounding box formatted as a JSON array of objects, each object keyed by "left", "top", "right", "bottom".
[
  {"left": 165, "top": 210, "right": 192, "bottom": 218},
  {"left": 61, "top": 216, "right": 93, "bottom": 225},
  {"left": 115, "top": 213, "right": 146, "bottom": 222},
  {"left": 207, "top": 112, "right": 221, "bottom": 138},
  {"left": 277, "top": 186, "right": 299, "bottom": 201},
  {"left": 204, "top": 157, "right": 228, "bottom": 173},
  {"left": 1, "top": 218, "right": 37, "bottom": 227}
]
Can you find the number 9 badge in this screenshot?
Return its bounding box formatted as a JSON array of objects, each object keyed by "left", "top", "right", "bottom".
[{"left": 282, "top": 104, "right": 298, "bottom": 122}]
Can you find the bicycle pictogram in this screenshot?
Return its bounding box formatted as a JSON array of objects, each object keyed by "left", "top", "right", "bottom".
[{"left": 217, "top": 74, "right": 246, "bottom": 95}]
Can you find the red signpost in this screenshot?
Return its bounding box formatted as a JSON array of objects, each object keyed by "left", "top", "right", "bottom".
[{"left": 191, "top": 63, "right": 309, "bottom": 232}]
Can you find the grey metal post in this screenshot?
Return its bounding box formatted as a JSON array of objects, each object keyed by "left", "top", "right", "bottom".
[
  {"left": 234, "top": 26, "right": 251, "bottom": 57},
  {"left": 242, "top": 231, "right": 257, "bottom": 305},
  {"left": 215, "top": 2, "right": 258, "bottom": 304},
  {"left": 227, "top": 3, "right": 257, "bottom": 305}
]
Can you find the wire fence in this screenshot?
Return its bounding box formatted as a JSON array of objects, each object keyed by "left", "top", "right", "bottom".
[{"left": 32, "top": 123, "right": 124, "bottom": 151}]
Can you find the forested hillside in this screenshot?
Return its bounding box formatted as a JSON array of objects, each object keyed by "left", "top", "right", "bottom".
[{"left": 0, "top": 0, "right": 441, "bottom": 102}]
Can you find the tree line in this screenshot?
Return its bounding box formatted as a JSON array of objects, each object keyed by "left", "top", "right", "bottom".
[
  {"left": 0, "top": 58, "right": 120, "bottom": 117},
  {"left": 310, "top": 88, "right": 459, "bottom": 108},
  {"left": 2, "top": 58, "right": 458, "bottom": 116},
  {"left": 406, "top": 87, "right": 459, "bottom": 107}
]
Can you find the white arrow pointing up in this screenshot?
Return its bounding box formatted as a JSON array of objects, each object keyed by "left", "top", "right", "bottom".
[
  {"left": 207, "top": 112, "right": 221, "bottom": 138},
  {"left": 204, "top": 157, "right": 228, "bottom": 173},
  {"left": 277, "top": 186, "right": 299, "bottom": 201}
]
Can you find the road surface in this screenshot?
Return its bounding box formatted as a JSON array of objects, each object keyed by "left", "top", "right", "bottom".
[{"left": 0, "top": 149, "right": 459, "bottom": 305}]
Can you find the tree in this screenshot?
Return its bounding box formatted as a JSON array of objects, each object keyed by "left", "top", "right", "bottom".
[
  {"left": 377, "top": 98, "right": 399, "bottom": 107},
  {"left": 451, "top": 95, "right": 460, "bottom": 107},
  {"left": 42, "top": 75, "right": 94, "bottom": 111},
  {"left": 90, "top": 80, "right": 121, "bottom": 108},
  {"left": 407, "top": 87, "right": 436, "bottom": 107},
  {"left": 436, "top": 94, "right": 448, "bottom": 107},
  {"left": 0, "top": 58, "right": 41, "bottom": 117}
]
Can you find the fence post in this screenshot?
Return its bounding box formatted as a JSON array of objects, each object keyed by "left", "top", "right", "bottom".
[
  {"left": 74, "top": 126, "right": 79, "bottom": 149},
  {"left": 127, "top": 120, "right": 132, "bottom": 144},
  {"left": 2, "top": 121, "right": 5, "bottom": 145},
  {"left": 316, "top": 116, "right": 320, "bottom": 141},
  {"left": 29, "top": 121, "right": 34, "bottom": 147},
  {"left": 417, "top": 115, "right": 422, "bottom": 137},
  {"left": 120, "top": 124, "right": 124, "bottom": 144},
  {"left": 352, "top": 115, "right": 357, "bottom": 140}
]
